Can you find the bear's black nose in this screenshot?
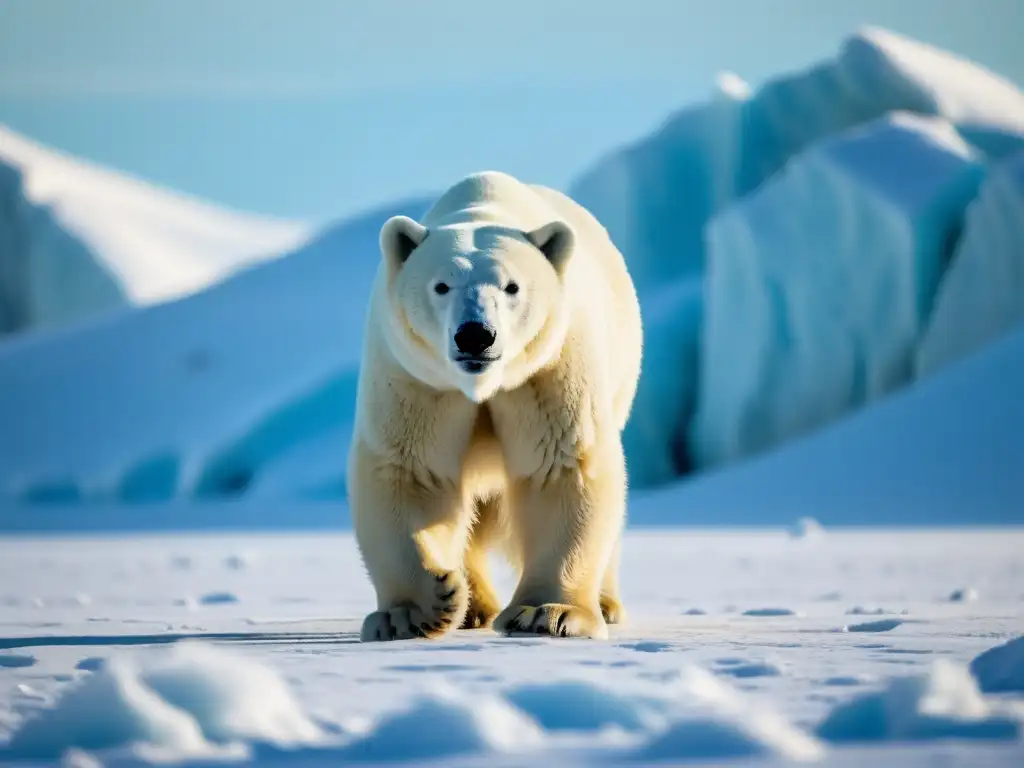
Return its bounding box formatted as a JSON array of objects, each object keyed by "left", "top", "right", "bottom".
[{"left": 454, "top": 321, "right": 496, "bottom": 357}]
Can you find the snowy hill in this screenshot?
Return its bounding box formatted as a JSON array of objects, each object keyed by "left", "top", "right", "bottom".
[
  {"left": 0, "top": 196, "right": 430, "bottom": 506},
  {"left": 0, "top": 27, "right": 1023, "bottom": 524},
  {"left": 0, "top": 127, "right": 312, "bottom": 334}
]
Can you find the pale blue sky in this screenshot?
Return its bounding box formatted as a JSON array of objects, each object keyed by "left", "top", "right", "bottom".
[{"left": 1, "top": 0, "right": 1022, "bottom": 220}]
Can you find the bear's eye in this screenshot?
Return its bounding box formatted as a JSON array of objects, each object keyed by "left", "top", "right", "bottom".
[
  {"left": 434, "top": 282, "right": 450, "bottom": 296},
  {"left": 504, "top": 281, "right": 520, "bottom": 296}
]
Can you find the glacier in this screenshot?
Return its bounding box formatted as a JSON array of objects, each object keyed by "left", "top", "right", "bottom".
[
  {"left": 0, "top": 127, "right": 311, "bottom": 336},
  {"left": 689, "top": 113, "right": 985, "bottom": 468},
  {"left": 916, "top": 148, "right": 1024, "bottom": 376}
]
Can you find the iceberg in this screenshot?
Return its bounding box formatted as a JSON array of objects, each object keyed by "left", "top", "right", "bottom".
[
  {"left": 570, "top": 27, "right": 1024, "bottom": 290},
  {"left": 916, "top": 149, "right": 1024, "bottom": 376},
  {"left": 690, "top": 113, "right": 985, "bottom": 468}
]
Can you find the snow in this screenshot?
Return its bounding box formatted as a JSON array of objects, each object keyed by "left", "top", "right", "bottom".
[
  {"left": 0, "top": 530, "right": 1022, "bottom": 767},
  {"left": 689, "top": 112, "right": 985, "bottom": 468},
  {"left": 340, "top": 685, "right": 544, "bottom": 762},
  {"left": 635, "top": 666, "right": 824, "bottom": 763},
  {"left": 4, "top": 642, "right": 322, "bottom": 761},
  {"left": 971, "top": 636, "right": 1024, "bottom": 694},
  {"left": 816, "top": 659, "right": 1024, "bottom": 744},
  {"left": 0, "top": 127, "right": 312, "bottom": 335},
  {"left": 917, "top": 149, "right": 1024, "bottom": 376}
]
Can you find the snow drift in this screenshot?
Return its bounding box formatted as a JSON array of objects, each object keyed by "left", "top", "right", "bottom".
[
  {"left": 0, "top": 127, "right": 311, "bottom": 335},
  {"left": 816, "top": 660, "right": 1024, "bottom": 744},
  {"left": 3, "top": 642, "right": 323, "bottom": 760}
]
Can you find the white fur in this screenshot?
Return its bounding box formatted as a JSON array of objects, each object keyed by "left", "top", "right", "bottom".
[{"left": 348, "top": 171, "right": 642, "bottom": 641}]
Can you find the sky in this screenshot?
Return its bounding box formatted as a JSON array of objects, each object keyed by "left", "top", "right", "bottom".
[{"left": 1, "top": 0, "right": 1023, "bottom": 221}]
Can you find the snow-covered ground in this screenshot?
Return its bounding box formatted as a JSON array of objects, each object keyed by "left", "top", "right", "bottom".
[
  {"left": 0, "top": 127, "right": 312, "bottom": 335},
  {"left": 0, "top": 530, "right": 1021, "bottom": 766},
  {"left": 1, "top": 24, "right": 1023, "bottom": 765}
]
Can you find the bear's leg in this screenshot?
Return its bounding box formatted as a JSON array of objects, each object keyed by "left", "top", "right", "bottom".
[
  {"left": 461, "top": 497, "right": 503, "bottom": 630},
  {"left": 493, "top": 447, "right": 625, "bottom": 640},
  {"left": 351, "top": 453, "right": 472, "bottom": 642},
  {"left": 599, "top": 533, "right": 626, "bottom": 625}
]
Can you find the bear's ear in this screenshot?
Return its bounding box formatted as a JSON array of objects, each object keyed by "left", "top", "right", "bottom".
[
  {"left": 380, "top": 215, "right": 429, "bottom": 268},
  {"left": 525, "top": 220, "right": 575, "bottom": 272}
]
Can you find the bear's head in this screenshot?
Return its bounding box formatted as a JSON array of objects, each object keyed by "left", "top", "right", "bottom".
[{"left": 378, "top": 214, "right": 575, "bottom": 403}]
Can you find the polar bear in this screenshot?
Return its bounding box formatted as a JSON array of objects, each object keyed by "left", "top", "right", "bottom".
[{"left": 348, "top": 170, "right": 642, "bottom": 641}]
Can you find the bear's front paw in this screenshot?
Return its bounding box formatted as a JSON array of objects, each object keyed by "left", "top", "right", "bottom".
[
  {"left": 494, "top": 603, "right": 608, "bottom": 639},
  {"left": 360, "top": 570, "right": 469, "bottom": 642}
]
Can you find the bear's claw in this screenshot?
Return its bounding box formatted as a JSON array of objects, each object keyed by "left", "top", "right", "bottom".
[{"left": 360, "top": 569, "right": 469, "bottom": 642}]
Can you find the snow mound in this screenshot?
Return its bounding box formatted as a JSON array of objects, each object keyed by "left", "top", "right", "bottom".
[
  {"left": 971, "top": 636, "right": 1024, "bottom": 694},
  {"left": 816, "top": 659, "right": 1024, "bottom": 744},
  {"left": 690, "top": 113, "right": 984, "bottom": 468},
  {"left": 0, "top": 127, "right": 311, "bottom": 335},
  {"left": 629, "top": 322, "right": 1024, "bottom": 526},
  {"left": 2, "top": 642, "right": 323, "bottom": 760},
  {"left": 504, "top": 679, "right": 667, "bottom": 734},
  {"left": 340, "top": 684, "right": 544, "bottom": 762},
  {"left": 139, "top": 642, "right": 323, "bottom": 746},
  {"left": 0, "top": 197, "right": 428, "bottom": 507},
  {"left": 917, "top": 148, "right": 1024, "bottom": 376},
  {"left": 638, "top": 666, "right": 824, "bottom": 762}
]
